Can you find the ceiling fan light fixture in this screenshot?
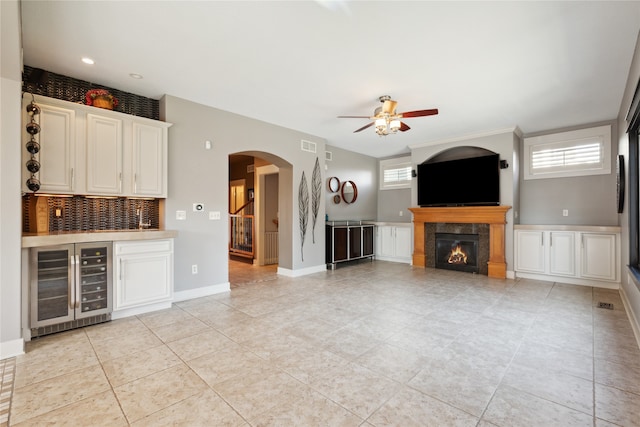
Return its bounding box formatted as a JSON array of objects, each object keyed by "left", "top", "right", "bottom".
[
  {"left": 375, "top": 118, "right": 387, "bottom": 135},
  {"left": 390, "top": 119, "right": 401, "bottom": 132}
]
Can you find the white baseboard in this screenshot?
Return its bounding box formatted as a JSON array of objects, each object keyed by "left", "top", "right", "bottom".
[
  {"left": 620, "top": 280, "right": 640, "bottom": 350},
  {"left": 0, "top": 338, "right": 24, "bottom": 360},
  {"left": 173, "top": 283, "right": 230, "bottom": 302},
  {"left": 278, "top": 264, "right": 326, "bottom": 277},
  {"left": 506, "top": 270, "right": 515, "bottom": 280},
  {"left": 112, "top": 301, "right": 172, "bottom": 320},
  {"left": 375, "top": 256, "right": 411, "bottom": 264}
]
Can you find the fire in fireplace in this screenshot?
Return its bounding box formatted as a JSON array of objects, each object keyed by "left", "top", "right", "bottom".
[{"left": 435, "top": 232, "right": 479, "bottom": 273}]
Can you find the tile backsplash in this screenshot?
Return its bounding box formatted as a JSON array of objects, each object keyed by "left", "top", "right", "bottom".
[{"left": 23, "top": 194, "right": 160, "bottom": 232}]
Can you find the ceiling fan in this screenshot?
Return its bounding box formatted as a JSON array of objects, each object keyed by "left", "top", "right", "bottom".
[{"left": 338, "top": 95, "right": 438, "bottom": 135}]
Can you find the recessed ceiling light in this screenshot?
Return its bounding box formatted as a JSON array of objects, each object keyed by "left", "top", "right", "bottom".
[
  {"left": 129, "top": 73, "right": 143, "bottom": 79},
  {"left": 81, "top": 57, "right": 95, "bottom": 65}
]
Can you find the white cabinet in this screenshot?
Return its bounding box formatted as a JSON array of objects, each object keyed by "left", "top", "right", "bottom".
[
  {"left": 514, "top": 226, "right": 619, "bottom": 287},
  {"left": 549, "top": 231, "right": 576, "bottom": 276},
  {"left": 86, "top": 114, "right": 123, "bottom": 195},
  {"left": 514, "top": 230, "right": 545, "bottom": 273},
  {"left": 23, "top": 103, "right": 76, "bottom": 194},
  {"left": 114, "top": 239, "right": 173, "bottom": 317},
  {"left": 581, "top": 233, "right": 617, "bottom": 281},
  {"left": 131, "top": 122, "right": 167, "bottom": 197},
  {"left": 376, "top": 224, "right": 412, "bottom": 263},
  {"left": 23, "top": 95, "right": 170, "bottom": 198}
]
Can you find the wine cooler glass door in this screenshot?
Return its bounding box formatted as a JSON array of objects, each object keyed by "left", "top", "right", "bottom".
[
  {"left": 30, "top": 245, "right": 74, "bottom": 327},
  {"left": 76, "top": 243, "right": 112, "bottom": 318}
]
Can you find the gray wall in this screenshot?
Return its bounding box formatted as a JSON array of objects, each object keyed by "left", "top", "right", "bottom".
[
  {"left": 377, "top": 187, "right": 412, "bottom": 223},
  {"left": 161, "top": 95, "right": 327, "bottom": 294},
  {"left": 325, "top": 145, "right": 377, "bottom": 221},
  {"left": 519, "top": 121, "right": 619, "bottom": 226},
  {"left": 1, "top": 0, "right": 24, "bottom": 358}
]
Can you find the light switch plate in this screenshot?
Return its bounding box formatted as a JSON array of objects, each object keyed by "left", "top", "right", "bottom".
[
  {"left": 209, "top": 211, "right": 221, "bottom": 220},
  {"left": 176, "top": 210, "right": 186, "bottom": 220}
]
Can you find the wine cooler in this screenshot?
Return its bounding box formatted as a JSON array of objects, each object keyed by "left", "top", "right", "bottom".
[{"left": 30, "top": 242, "right": 112, "bottom": 336}]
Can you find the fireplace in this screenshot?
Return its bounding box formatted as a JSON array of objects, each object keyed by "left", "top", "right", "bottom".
[
  {"left": 408, "top": 206, "right": 511, "bottom": 278},
  {"left": 435, "top": 233, "right": 479, "bottom": 273}
]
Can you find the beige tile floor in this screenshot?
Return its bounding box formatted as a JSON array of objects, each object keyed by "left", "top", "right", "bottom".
[{"left": 5, "top": 259, "right": 640, "bottom": 426}]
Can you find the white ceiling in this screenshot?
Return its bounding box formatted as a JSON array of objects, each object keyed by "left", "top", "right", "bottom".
[{"left": 20, "top": 1, "right": 640, "bottom": 159}]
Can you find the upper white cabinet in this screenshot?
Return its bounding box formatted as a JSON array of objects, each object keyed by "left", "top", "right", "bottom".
[
  {"left": 131, "top": 122, "right": 167, "bottom": 197},
  {"left": 375, "top": 224, "right": 412, "bottom": 264},
  {"left": 23, "top": 103, "right": 76, "bottom": 194},
  {"left": 86, "top": 114, "right": 123, "bottom": 195},
  {"left": 514, "top": 226, "right": 620, "bottom": 288},
  {"left": 22, "top": 95, "right": 171, "bottom": 197}
]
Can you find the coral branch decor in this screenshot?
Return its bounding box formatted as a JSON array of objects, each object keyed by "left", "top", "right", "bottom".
[
  {"left": 298, "top": 171, "right": 309, "bottom": 261},
  {"left": 311, "top": 157, "right": 321, "bottom": 244},
  {"left": 85, "top": 89, "right": 118, "bottom": 110}
]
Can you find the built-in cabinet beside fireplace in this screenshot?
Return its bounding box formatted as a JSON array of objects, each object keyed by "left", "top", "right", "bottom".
[{"left": 514, "top": 225, "right": 620, "bottom": 288}]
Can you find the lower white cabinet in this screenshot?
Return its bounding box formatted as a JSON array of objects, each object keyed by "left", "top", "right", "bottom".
[
  {"left": 114, "top": 239, "right": 173, "bottom": 316},
  {"left": 514, "top": 227, "right": 619, "bottom": 287},
  {"left": 375, "top": 224, "right": 412, "bottom": 263},
  {"left": 581, "top": 233, "right": 617, "bottom": 281}
]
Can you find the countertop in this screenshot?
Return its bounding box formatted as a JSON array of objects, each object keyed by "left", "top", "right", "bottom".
[
  {"left": 22, "top": 229, "right": 178, "bottom": 248},
  {"left": 513, "top": 224, "right": 621, "bottom": 233}
]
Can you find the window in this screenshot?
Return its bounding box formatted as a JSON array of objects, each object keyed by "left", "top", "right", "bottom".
[
  {"left": 380, "top": 157, "right": 412, "bottom": 190},
  {"left": 524, "top": 125, "right": 611, "bottom": 180}
]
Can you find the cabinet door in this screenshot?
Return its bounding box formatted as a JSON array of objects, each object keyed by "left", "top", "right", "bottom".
[
  {"left": 132, "top": 122, "right": 166, "bottom": 196},
  {"left": 377, "top": 226, "right": 395, "bottom": 258},
  {"left": 115, "top": 250, "right": 172, "bottom": 310},
  {"left": 362, "top": 226, "right": 375, "bottom": 257},
  {"left": 394, "top": 226, "right": 413, "bottom": 259},
  {"left": 332, "top": 227, "right": 348, "bottom": 261},
  {"left": 27, "top": 104, "right": 76, "bottom": 193},
  {"left": 581, "top": 233, "right": 617, "bottom": 281},
  {"left": 549, "top": 232, "right": 576, "bottom": 276},
  {"left": 86, "top": 114, "right": 123, "bottom": 194},
  {"left": 515, "top": 230, "right": 545, "bottom": 273},
  {"left": 349, "top": 226, "right": 362, "bottom": 258}
]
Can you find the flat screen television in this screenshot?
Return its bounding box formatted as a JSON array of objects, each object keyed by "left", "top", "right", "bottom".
[{"left": 417, "top": 153, "right": 500, "bottom": 207}]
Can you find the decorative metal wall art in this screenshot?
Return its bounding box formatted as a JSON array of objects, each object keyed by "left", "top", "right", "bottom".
[
  {"left": 25, "top": 95, "right": 41, "bottom": 192},
  {"left": 311, "top": 157, "right": 321, "bottom": 244},
  {"left": 298, "top": 171, "right": 309, "bottom": 262}
]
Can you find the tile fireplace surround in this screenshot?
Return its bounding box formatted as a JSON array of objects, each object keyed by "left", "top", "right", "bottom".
[{"left": 409, "top": 206, "right": 511, "bottom": 279}]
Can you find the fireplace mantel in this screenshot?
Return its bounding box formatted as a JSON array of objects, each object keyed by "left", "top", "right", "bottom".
[{"left": 408, "top": 206, "right": 511, "bottom": 278}]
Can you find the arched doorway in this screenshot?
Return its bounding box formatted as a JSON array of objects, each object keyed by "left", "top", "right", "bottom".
[{"left": 228, "top": 151, "right": 292, "bottom": 285}]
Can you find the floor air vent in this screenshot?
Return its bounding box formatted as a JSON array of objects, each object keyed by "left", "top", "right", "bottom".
[{"left": 597, "top": 302, "right": 614, "bottom": 310}]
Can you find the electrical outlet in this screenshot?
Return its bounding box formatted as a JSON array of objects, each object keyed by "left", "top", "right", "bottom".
[
  {"left": 192, "top": 264, "right": 198, "bottom": 274},
  {"left": 399, "top": 210, "right": 403, "bottom": 217},
  {"left": 562, "top": 209, "right": 569, "bottom": 217}
]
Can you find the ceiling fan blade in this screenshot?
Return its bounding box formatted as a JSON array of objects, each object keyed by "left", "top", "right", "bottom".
[
  {"left": 354, "top": 122, "right": 374, "bottom": 133},
  {"left": 399, "top": 108, "right": 439, "bottom": 118},
  {"left": 382, "top": 100, "right": 397, "bottom": 114},
  {"left": 337, "top": 115, "right": 371, "bottom": 119},
  {"left": 399, "top": 122, "right": 411, "bottom": 132}
]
